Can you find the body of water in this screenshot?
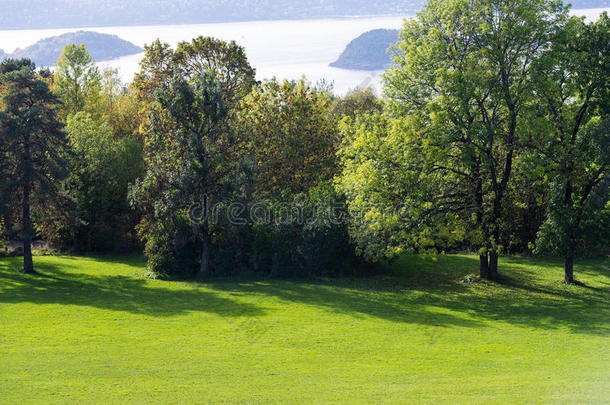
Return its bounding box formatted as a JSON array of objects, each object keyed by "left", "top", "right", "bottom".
[{"left": 0, "top": 8, "right": 607, "bottom": 95}]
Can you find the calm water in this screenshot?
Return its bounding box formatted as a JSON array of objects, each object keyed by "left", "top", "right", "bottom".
[{"left": 0, "top": 9, "right": 606, "bottom": 95}]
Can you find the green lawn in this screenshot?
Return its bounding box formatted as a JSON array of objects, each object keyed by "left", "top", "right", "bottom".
[{"left": 0, "top": 254, "right": 608, "bottom": 404}]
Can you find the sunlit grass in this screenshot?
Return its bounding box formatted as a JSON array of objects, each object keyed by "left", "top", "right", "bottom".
[{"left": 0, "top": 254, "right": 608, "bottom": 403}]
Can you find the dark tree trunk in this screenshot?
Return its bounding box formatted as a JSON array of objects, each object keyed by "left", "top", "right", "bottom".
[
  {"left": 21, "top": 136, "right": 35, "bottom": 274},
  {"left": 489, "top": 251, "right": 498, "bottom": 279},
  {"left": 198, "top": 194, "right": 211, "bottom": 277},
  {"left": 479, "top": 253, "right": 489, "bottom": 279},
  {"left": 200, "top": 230, "right": 210, "bottom": 277},
  {"left": 563, "top": 180, "right": 576, "bottom": 285},
  {"left": 564, "top": 256, "right": 575, "bottom": 284},
  {"left": 87, "top": 230, "right": 92, "bottom": 252}
]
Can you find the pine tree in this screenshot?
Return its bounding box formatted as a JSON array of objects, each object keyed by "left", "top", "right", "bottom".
[{"left": 0, "top": 59, "right": 68, "bottom": 273}]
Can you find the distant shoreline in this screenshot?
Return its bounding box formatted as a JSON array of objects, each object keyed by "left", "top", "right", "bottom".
[
  {"left": 0, "top": 14, "right": 411, "bottom": 32},
  {"left": 0, "top": 7, "right": 606, "bottom": 31}
]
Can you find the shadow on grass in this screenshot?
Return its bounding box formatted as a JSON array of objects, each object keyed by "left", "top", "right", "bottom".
[
  {"left": 0, "top": 258, "right": 264, "bottom": 318},
  {"left": 210, "top": 255, "right": 610, "bottom": 336},
  {"left": 1, "top": 254, "right": 608, "bottom": 336}
]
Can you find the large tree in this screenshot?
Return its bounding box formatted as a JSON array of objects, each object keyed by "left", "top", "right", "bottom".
[
  {"left": 237, "top": 78, "right": 339, "bottom": 199},
  {"left": 54, "top": 44, "right": 102, "bottom": 119},
  {"left": 0, "top": 59, "right": 68, "bottom": 273},
  {"left": 131, "top": 37, "right": 256, "bottom": 278},
  {"left": 376, "top": 0, "right": 567, "bottom": 279},
  {"left": 530, "top": 13, "right": 610, "bottom": 283}
]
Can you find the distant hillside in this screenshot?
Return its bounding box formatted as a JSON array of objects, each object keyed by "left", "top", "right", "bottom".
[
  {"left": 330, "top": 29, "right": 399, "bottom": 71},
  {"left": 0, "top": 0, "right": 606, "bottom": 29},
  {"left": 0, "top": 1, "right": 421, "bottom": 29},
  {"left": 2, "top": 31, "right": 143, "bottom": 67}
]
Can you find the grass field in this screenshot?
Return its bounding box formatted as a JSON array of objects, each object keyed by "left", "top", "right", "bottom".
[{"left": 0, "top": 254, "right": 609, "bottom": 403}]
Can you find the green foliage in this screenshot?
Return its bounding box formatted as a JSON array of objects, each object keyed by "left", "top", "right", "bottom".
[
  {"left": 131, "top": 37, "right": 256, "bottom": 278},
  {"left": 237, "top": 78, "right": 339, "bottom": 198},
  {"left": 341, "top": 0, "right": 570, "bottom": 278},
  {"left": 174, "top": 36, "right": 256, "bottom": 107},
  {"left": 332, "top": 87, "right": 384, "bottom": 120},
  {"left": 98, "top": 68, "right": 141, "bottom": 139},
  {"left": 60, "top": 112, "right": 143, "bottom": 251},
  {"left": 2, "top": 6, "right": 607, "bottom": 284},
  {"left": 54, "top": 44, "right": 102, "bottom": 119},
  {"left": 212, "top": 184, "right": 359, "bottom": 277},
  {"left": 0, "top": 58, "right": 69, "bottom": 272},
  {"left": 336, "top": 113, "right": 466, "bottom": 261},
  {"left": 529, "top": 13, "right": 610, "bottom": 270}
]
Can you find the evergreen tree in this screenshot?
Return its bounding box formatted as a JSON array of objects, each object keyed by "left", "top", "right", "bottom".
[{"left": 0, "top": 59, "right": 68, "bottom": 273}]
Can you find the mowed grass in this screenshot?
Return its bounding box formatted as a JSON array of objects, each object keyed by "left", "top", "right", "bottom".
[{"left": 0, "top": 254, "right": 609, "bottom": 404}]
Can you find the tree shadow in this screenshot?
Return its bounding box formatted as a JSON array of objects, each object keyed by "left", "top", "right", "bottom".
[
  {"left": 211, "top": 278, "right": 483, "bottom": 328},
  {"left": 1, "top": 254, "right": 608, "bottom": 336},
  {"left": 0, "top": 258, "right": 264, "bottom": 318},
  {"left": 209, "top": 254, "right": 610, "bottom": 336}
]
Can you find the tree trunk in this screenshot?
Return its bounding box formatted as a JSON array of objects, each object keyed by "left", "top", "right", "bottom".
[
  {"left": 87, "top": 230, "right": 92, "bottom": 252},
  {"left": 564, "top": 255, "right": 575, "bottom": 284},
  {"left": 489, "top": 251, "right": 498, "bottom": 279},
  {"left": 200, "top": 230, "right": 210, "bottom": 277},
  {"left": 198, "top": 194, "right": 211, "bottom": 277},
  {"left": 562, "top": 180, "right": 577, "bottom": 285},
  {"left": 21, "top": 136, "right": 35, "bottom": 274},
  {"left": 479, "top": 253, "right": 489, "bottom": 279}
]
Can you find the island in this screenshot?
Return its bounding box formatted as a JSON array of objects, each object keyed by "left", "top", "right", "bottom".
[
  {"left": 1, "top": 31, "right": 143, "bottom": 67},
  {"left": 330, "top": 29, "right": 400, "bottom": 71}
]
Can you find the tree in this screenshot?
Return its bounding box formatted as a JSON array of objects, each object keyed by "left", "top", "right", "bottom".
[
  {"left": 530, "top": 13, "right": 610, "bottom": 283},
  {"left": 131, "top": 37, "right": 256, "bottom": 278},
  {"left": 98, "top": 68, "right": 140, "bottom": 139},
  {"left": 237, "top": 78, "right": 339, "bottom": 198},
  {"left": 63, "top": 112, "right": 142, "bottom": 251},
  {"left": 133, "top": 39, "right": 175, "bottom": 106},
  {"left": 0, "top": 59, "right": 68, "bottom": 273},
  {"left": 173, "top": 36, "right": 256, "bottom": 107},
  {"left": 132, "top": 71, "right": 233, "bottom": 277},
  {"left": 332, "top": 87, "right": 383, "bottom": 120},
  {"left": 377, "top": 0, "right": 567, "bottom": 278},
  {"left": 54, "top": 44, "right": 102, "bottom": 119}
]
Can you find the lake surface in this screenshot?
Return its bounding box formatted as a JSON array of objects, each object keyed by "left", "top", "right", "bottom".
[{"left": 0, "top": 8, "right": 607, "bottom": 95}]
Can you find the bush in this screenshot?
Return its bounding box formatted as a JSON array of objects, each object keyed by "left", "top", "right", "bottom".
[
  {"left": 212, "top": 184, "right": 363, "bottom": 277},
  {"left": 140, "top": 217, "right": 200, "bottom": 279}
]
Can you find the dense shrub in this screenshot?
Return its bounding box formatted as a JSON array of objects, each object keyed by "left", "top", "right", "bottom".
[{"left": 211, "top": 184, "right": 362, "bottom": 277}]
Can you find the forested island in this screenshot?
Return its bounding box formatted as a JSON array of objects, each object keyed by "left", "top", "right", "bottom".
[
  {"left": 1, "top": 31, "right": 142, "bottom": 66},
  {"left": 330, "top": 29, "right": 399, "bottom": 70}
]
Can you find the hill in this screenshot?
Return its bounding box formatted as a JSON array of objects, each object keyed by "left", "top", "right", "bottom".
[
  {"left": 1, "top": 0, "right": 421, "bottom": 29},
  {"left": 330, "top": 29, "right": 399, "bottom": 70},
  {"left": 3, "top": 31, "right": 143, "bottom": 67},
  {"left": 0, "top": 0, "right": 606, "bottom": 29}
]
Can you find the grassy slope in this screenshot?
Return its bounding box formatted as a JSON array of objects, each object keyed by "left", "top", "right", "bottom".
[{"left": 0, "top": 254, "right": 608, "bottom": 404}]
